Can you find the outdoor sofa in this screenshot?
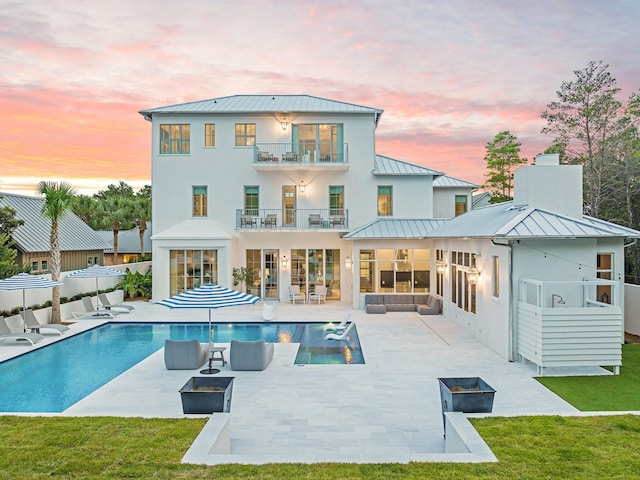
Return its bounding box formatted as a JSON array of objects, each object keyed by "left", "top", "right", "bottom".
[
  {"left": 364, "top": 293, "right": 442, "bottom": 315},
  {"left": 229, "top": 339, "right": 274, "bottom": 371}
]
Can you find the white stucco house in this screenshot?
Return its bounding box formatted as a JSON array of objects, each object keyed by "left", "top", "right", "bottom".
[{"left": 140, "top": 95, "right": 639, "bottom": 374}]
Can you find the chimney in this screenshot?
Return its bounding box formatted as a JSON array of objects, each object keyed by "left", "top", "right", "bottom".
[{"left": 513, "top": 154, "right": 583, "bottom": 218}]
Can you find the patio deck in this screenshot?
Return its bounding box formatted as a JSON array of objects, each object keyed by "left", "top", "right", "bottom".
[{"left": 2, "top": 301, "right": 584, "bottom": 464}]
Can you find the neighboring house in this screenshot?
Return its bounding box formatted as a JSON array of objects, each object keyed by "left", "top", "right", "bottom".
[
  {"left": 433, "top": 174, "right": 480, "bottom": 217},
  {"left": 139, "top": 95, "right": 475, "bottom": 303},
  {"left": 96, "top": 223, "right": 152, "bottom": 265},
  {"left": 426, "top": 154, "right": 640, "bottom": 374},
  {"left": 0, "top": 192, "right": 110, "bottom": 272}
]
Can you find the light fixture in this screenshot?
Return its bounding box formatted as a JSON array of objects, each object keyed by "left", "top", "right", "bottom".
[
  {"left": 344, "top": 256, "right": 353, "bottom": 270},
  {"left": 299, "top": 180, "right": 306, "bottom": 193},
  {"left": 281, "top": 255, "right": 288, "bottom": 269},
  {"left": 281, "top": 117, "right": 289, "bottom": 130},
  {"left": 436, "top": 259, "right": 447, "bottom": 275},
  {"left": 467, "top": 267, "right": 480, "bottom": 285}
]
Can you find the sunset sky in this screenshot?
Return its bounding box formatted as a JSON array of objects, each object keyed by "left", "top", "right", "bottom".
[{"left": 1, "top": 0, "right": 639, "bottom": 195}]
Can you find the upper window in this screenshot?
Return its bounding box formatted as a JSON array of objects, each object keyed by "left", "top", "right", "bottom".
[
  {"left": 455, "top": 195, "right": 468, "bottom": 217},
  {"left": 377, "top": 186, "right": 392, "bottom": 216},
  {"left": 205, "top": 124, "right": 215, "bottom": 147},
  {"left": 329, "top": 186, "right": 344, "bottom": 215},
  {"left": 160, "top": 124, "right": 190, "bottom": 154},
  {"left": 244, "top": 186, "right": 259, "bottom": 215},
  {"left": 235, "top": 123, "right": 256, "bottom": 146},
  {"left": 193, "top": 186, "right": 207, "bottom": 217}
]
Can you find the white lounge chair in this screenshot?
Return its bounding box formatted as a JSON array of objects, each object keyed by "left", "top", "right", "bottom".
[
  {"left": 0, "top": 316, "right": 45, "bottom": 345},
  {"left": 324, "top": 321, "right": 355, "bottom": 341},
  {"left": 98, "top": 293, "right": 135, "bottom": 313},
  {"left": 322, "top": 313, "right": 352, "bottom": 332},
  {"left": 288, "top": 285, "right": 305, "bottom": 304},
  {"left": 72, "top": 297, "right": 118, "bottom": 319},
  {"left": 308, "top": 285, "right": 327, "bottom": 304},
  {"left": 21, "top": 309, "right": 70, "bottom": 336}
]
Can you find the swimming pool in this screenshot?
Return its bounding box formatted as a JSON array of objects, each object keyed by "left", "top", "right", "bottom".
[{"left": 0, "top": 322, "right": 363, "bottom": 413}]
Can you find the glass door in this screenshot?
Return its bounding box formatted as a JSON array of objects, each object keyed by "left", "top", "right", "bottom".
[
  {"left": 282, "top": 186, "right": 296, "bottom": 226},
  {"left": 264, "top": 250, "right": 279, "bottom": 300}
]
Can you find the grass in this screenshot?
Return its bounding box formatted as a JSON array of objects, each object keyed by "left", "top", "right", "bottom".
[
  {"left": 2, "top": 346, "right": 639, "bottom": 478},
  {"left": 1, "top": 415, "right": 639, "bottom": 479},
  {"left": 536, "top": 344, "right": 640, "bottom": 411}
]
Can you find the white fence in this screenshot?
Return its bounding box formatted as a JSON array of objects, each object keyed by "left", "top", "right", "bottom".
[
  {"left": 624, "top": 283, "right": 640, "bottom": 336},
  {"left": 0, "top": 262, "right": 151, "bottom": 314}
]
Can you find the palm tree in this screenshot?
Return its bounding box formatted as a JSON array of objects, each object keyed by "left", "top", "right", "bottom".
[
  {"left": 37, "top": 181, "right": 76, "bottom": 324},
  {"left": 98, "top": 196, "right": 135, "bottom": 265},
  {"left": 134, "top": 186, "right": 151, "bottom": 258}
]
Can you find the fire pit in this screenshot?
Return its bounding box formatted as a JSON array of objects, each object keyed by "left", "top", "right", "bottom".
[
  {"left": 438, "top": 377, "right": 496, "bottom": 435},
  {"left": 179, "top": 376, "right": 234, "bottom": 414}
]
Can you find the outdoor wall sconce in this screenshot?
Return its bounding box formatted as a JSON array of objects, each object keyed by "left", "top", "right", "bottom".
[
  {"left": 467, "top": 267, "right": 480, "bottom": 285},
  {"left": 281, "top": 255, "right": 289, "bottom": 269},
  {"left": 281, "top": 117, "right": 289, "bottom": 130},
  {"left": 344, "top": 256, "right": 353, "bottom": 270},
  {"left": 435, "top": 260, "right": 447, "bottom": 275},
  {"left": 299, "top": 180, "right": 306, "bottom": 193}
]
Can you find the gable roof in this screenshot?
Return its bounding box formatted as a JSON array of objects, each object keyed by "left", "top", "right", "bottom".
[
  {"left": 433, "top": 174, "right": 480, "bottom": 188},
  {"left": 96, "top": 223, "right": 152, "bottom": 254},
  {"left": 427, "top": 202, "right": 640, "bottom": 239},
  {"left": 373, "top": 155, "right": 444, "bottom": 177},
  {"left": 344, "top": 218, "right": 449, "bottom": 239},
  {"left": 140, "top": 94, "right": 384, "bottom": 125},
  {"left": 0, "top": 192, "right": 110, "bottom": 252}
]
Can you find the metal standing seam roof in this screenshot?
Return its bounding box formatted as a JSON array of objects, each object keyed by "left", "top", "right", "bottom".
[
  {"left": 343, "top": 218, "right": 449, "bottom": 239},
  {"left": 96, "top": 223, "right": 152, "bottom": 254},
  {"left": 433, "top": 174, "right": 480, "bottom": 188},
  {"left": 372, "top": 155, "right": 444, "bottom": 177},
  {"left": 0, "top": 192, "right": 110, "bottom": 253},
  {"left": 139, "top": 94, "right": 384, "bottom": 125},
  {"left": 426, "top": 202, "right": 640, "bottom": 239}
]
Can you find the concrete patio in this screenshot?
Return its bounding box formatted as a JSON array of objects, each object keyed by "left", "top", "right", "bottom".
[{"left": 2, "top": 300, "right": 583, "bottom": 464}]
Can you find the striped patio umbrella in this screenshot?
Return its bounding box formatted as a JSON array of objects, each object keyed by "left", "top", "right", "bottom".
[
  {"left": 66, "top": 265, "right": 125, "bottom": 307},
  {"left": 155, "top": 284, "right": 262, "bottom": 373},
  {"left": 0, "top": 273, "right": 64, "bottom": 331}
]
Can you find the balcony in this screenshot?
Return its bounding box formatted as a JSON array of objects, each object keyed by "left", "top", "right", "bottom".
[
  {"left": 252, "top": 143, "right": 349, "bottom": 171},
  {"left": 236, "top": 209, "right": 349, "bottom": 231}
]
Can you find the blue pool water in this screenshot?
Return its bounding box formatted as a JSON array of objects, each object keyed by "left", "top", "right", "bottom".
[{"left": 0, "top": 322, "right": 363, "bottom": 413}]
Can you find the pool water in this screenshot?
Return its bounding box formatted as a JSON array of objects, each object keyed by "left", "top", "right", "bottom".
[{"left": 0, "top": 322, "right": 363, "bottom": 413}]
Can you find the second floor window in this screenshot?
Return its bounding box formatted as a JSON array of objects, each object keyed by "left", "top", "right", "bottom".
[
  {"left": 455, "top": 195, "right": 468, "bottom": 216},
  {"left": 235, "top": 123, "right": 256, "bottom": 146},
  {"left": 193, "top": 186, "right": 207, "bottom": 217},
  {"left": 244, "top": 186, "right": 259, "bottom": 215},
  {"left": 329, "top": 186, "right": 344, "bottom": 215},
  {"left": 160, "top": 124, "right": 190, "bottom": 154},
  {"left": 205, "top": 124, "right": 215, "bottom": 147},
  {"left": 377, "top": 186, "right": 392, "bottom": 216}
]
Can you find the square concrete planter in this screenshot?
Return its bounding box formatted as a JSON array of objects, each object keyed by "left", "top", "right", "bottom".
[
  {"left": 179, "top": 376, "right": 234, "bottom": 414},
  {"left": 438, "top": 377, "right": 496, "bottom": 435}
]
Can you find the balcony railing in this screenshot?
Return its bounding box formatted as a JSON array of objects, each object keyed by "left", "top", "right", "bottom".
[
  {"left": 253, "top": 143, "right": 348, "bottom": 164},
  {"left": 236, "top": 208, "right": 348, "bottom": 230}
]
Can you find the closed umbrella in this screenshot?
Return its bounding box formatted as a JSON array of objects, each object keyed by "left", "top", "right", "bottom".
[
  {"left": 0, "top": 273, "right": 64, "bottom": 331},
  {"left": 156, "top": 284, "right": 261, "bottom": 374},
  {"left": 66, "top": 265, "right": 125, "bottom": 308}
]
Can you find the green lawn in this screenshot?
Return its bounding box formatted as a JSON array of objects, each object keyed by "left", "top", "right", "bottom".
[
  {"left": 1, "top": 345, "right": 639, "bottom": 479},
  {"left": 536, "top": 344, "right": 640, "bottom": 411}
]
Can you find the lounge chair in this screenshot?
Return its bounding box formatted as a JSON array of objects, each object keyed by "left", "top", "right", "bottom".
[
  {"left": 322, "top": 313, "right": 352, "bottom": 332},
  {"left": 230, "top": 339, "right": 274, "bottom": 371},
  {"left": 288, "top": 285, "right": 305, "bottom": 304},
  {"left": 324, "top": 321, "right": 355, "bottom": 341},
  {"left": 98, "top": 293, "right": 135, "bottom": 313},
  {"left": 308, "top": 214, "right": 322, "bottom": 228},
  {"left": 164, "top": 339, "right": 208, "bottom": 370},
  {"left": 308, "top": 285, "right": 327, "bottom": 304},
  {"left": 0, "top": 316, "right": 45, "bottom": 345},
  {"left": 21, "top": 309, "right": 70, "bottom": 336},
  {"left": 72, "top": 297, "right": 118, "bottom": 320}
]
